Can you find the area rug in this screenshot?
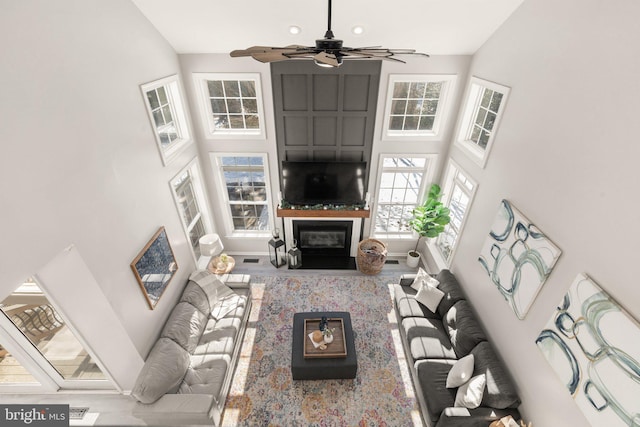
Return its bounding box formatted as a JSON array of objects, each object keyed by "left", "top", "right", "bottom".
[{"left": 221, "top": 274, "right": 422, "bottom": 427}]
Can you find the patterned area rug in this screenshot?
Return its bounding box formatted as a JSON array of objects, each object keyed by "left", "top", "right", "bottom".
[{"left": 221, "top": 274, "right": 422, "bottom": 427}]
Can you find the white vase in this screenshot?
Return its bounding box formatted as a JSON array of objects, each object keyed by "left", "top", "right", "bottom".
[
  {"left": 407, "top": 251, "right": 421, "bottom": 268},
  {"left": 324, "top": 334, "right": 334, "bottom": 344}
]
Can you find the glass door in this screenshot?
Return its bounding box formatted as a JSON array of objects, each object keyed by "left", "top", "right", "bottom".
[{"left": 0, "top": 277, "right": 113, "bottom": 390}]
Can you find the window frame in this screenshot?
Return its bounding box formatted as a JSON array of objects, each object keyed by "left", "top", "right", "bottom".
[
  {"left": 429, "top": 160, "right": 478, "bottom": 268},
  {"left": 140, "top": 74, "right": 192, "bottom": 166},
  {"left": 194, "top": 73, "right": 266, "bottom": 140},
  {"left": 454, "top": 77, "right": 511, "bottom": 168},
  {"left": 381, "top": 74, "right": 457, "bottom": 140},
  {"left": 169, "top": 157, "right": 213, "bottom": 263},
  {"left": 210, "top": 152, "right": 274, "bottom": 237},
  {"left": 369, "top": 154, "right": 438, "bottom": 239}
]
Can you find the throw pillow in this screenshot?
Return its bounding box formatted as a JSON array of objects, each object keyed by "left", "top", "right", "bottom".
[
  {"left": 210, "top": 292, "right": 242, "bottom": 320},
  {"left": 415, "top": 283, "right": 445, "bottom": 313},
  {"left": 454, "top": 374, "right": 486, "bottom": 409},
  {"left": 410, "top": 267, "right": 430, "bottom": 291},
  {"left": 446, "top": 354, "right": 475, "bottom": 388}
]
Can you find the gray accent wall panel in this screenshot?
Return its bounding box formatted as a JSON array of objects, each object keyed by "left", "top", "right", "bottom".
[{"left": 271, "top": 60, "right": 381, "bottom": 178}]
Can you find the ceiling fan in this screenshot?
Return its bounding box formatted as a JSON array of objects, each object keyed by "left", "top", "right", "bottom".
[{"left": 230, "top": 0, "right": 429, "bottom": 68}]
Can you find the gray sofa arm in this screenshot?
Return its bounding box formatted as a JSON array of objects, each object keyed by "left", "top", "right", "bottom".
[
  {"left": 400, "top": 273, "right": 417, "bottom": 286},
  {"left": 436, "top": 407, "right": 521, "bottom": 427},
  {"left": 132, "top": 393, "right": 215, "bottom": 426},
  {"left": 219, "top": 273, "right": 251, "bottom": 289}
]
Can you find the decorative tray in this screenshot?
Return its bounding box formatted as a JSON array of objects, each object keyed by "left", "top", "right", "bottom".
[{"left": 303, "top": 318, "right": 347, "bottom": 358}]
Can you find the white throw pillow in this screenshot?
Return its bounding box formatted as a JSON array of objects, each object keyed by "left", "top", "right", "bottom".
[
  {"left": 210, "top": 293, "right": 242, "bottom": 320},
  {"left": 414, "top": 283, "right": 445, "bottom": 312},
  {"left": 454, "top": 374, "right": 486, "bottom": 409},
  {"left": 446, "top": 354, "right": 475, "bottom": 388},
  {"left": 410, "top": 267, "right": 430, "bottom": 291}
]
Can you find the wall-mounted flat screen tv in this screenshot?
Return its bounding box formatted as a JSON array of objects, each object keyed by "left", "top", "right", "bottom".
[{"left": 281, "top": 161, "right": 366, "bottom": 205}]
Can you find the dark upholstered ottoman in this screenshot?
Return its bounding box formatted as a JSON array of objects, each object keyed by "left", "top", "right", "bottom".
[{"left": 291, "top": 311, "right": 357, "bottom": 380}]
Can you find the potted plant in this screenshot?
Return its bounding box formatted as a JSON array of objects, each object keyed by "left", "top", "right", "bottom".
[{"left": 407, "top": 184, "right": 451, "bottom": 268}]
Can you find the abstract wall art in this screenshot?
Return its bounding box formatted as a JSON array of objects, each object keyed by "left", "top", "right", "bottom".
[
  {"left": 478, "top": 199, "right": 561, "bottom": 319},
  {"left": 536, "top": 274, "right": 640, "bottom": 427},
  {"left": 131, "top": 226, "right": 178, "bottom": 309}
]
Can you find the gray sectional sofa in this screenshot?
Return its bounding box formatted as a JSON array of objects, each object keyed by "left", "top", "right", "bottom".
[
  {"left": 131, "top": 270, "right": 251, "bottom": 426},
  {"left": 393, "top": 269, "right": 521, "bottom": 427}
]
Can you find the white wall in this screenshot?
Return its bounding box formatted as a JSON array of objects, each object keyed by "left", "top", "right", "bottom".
[
  {"left": 0, "top": 0, "right": 200, "bottom": 389},
  {"left": 441, "top": 0, "right": 640, "bottom": 425}
]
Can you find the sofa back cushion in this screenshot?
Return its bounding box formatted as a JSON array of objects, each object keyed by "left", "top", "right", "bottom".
[
  {"left": 435, "top": 269, "right": 466, "bottom": 317},
  {"left": 444, "top": 300, "right": 487, "bottom": 358},
  {"left": 161, "top": 302, "right": 207, "bottom": 353},
  {"left": 180, "top": 281, "right": 210, "bottom": 314},
  {"left": 131, "top": 337, "right": 190, "bottom": 404},
  {"left": 184, "top": 270, "right": 235, "bottom": 315},
  {"left": 471, "top": 341, "right": 520, "bottom": 409}
]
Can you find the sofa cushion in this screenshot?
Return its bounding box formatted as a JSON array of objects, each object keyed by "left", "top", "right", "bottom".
[
  {"left": 187, "top": 270, "right": 235, "bottom": 314},
  {"left": 132, "top": 337, "right": 190, "bottom": 404},
  {"left": 210, "top": 292, "right": 246, "bottom": 320},
  {"left": 402, "top": 317, "right": 457, "bottom": 360},
  {"left": 161, "top": 302, "right": 208, "bottom": 353},
  {"left": 178, "top": 355, "right": 228, "bottom": 397},
  {"left": 471, "top": 341, "right": 520, "bottom": 409},
  {"left": 435, "top": 269, "right": 466, "bottom": 318},
  {"left": 415, "top": 358, "right": 457, "bottom": 422},
  {"left": 444, "top": 300, "right": 487, "bottom": 358},
  {"left": 393, "top": 284, "right": 439, "bottom": 320},
  {"left": 194, "top": 317, "right": 242, "bottom": 355},
  {"left": 180, "top": 281, "right": 210, "bottom": 315}
]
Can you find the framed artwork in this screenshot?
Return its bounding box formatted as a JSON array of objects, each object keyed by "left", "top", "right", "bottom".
[
  {"left": 130, "top": 227, "right": 178, "bottom": 309},
  {"left": 478, "top": 199, "right": 561, "bottom": 319},
  {"left": 536, "top": 274, "right": 640, "bottom": 427}
]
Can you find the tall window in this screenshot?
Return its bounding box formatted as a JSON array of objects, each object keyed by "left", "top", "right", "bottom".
[
  {"left": 141, "top": 75, "right": 191, "bottom": 165},
  {"left": 212, "top": 154, "right": 272, "bottom": 234},
  {"left": 0, "top": 278, "right": 111, "bottom": 391},
  {"left": 170, "top": 159, "right": 211, "bottom": 260},
  {"left": 383, "top": 75, "right": 456, "bottom": 139},
  {"left": 435, "top": 161, "right": 477, "bottom": 264},
  {"left": 372, "top": 155, "right": 435, "bottom": 236},
  {"left": 194, "top": 73, "right": 265, "bottom": 139},
  {"left": 455, "top": 77, "right": 510, "bottom": 167}
]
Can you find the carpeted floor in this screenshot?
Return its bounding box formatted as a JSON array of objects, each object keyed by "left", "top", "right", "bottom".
[{"left": 221, "top": 274, "right": 423, "bottom": 427}]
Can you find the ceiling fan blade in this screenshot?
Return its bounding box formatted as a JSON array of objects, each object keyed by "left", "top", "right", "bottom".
[
  {"left": 341, "top": 50, "right": 407, "bottom": 63},
  {"left": 251, "top": 51, "right": 295, "bottom": 63},
  {"left": 230, "top": 45, "right": 314, "bottom": 58},
  {"left": 313, "top": 52, "right": 340, "bottom": 67}
]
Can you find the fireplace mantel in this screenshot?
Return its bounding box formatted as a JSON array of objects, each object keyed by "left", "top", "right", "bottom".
[{"left": 277, "top": 208, "right": 370, "bottom": 218}]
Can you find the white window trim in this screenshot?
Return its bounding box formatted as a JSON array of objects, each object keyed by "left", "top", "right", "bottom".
[
  {"left": 369, "top": 153, "right": 438, "bottom": 239},
  {"left": 194, "top": 73, "right": 266, "bottom": 140},
  {"left": 169, "top": 157, "right": 213, "bottom": 263},
  {"left": 454, "top": 76, "right": 511, "bottom": 168},
  {"left": 140, "top": 74, "right": 192, "bottom": 166},
  {"left": 381, "top": 74, "right": 457, "bottom": 141},
  {"left": 428, "top": 159, "right": 478, "bottom": 269},
  {"left": 210, "top": 152, "right": 274, "bottom": 237}
]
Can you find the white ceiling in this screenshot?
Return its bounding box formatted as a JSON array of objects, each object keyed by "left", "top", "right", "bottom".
[{"left": 132, "top": 0, "right": 524, "bottom": 56}]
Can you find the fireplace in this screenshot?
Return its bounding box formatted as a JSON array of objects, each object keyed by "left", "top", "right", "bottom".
[{"left": 292, "top": 220, "right": 356, "bottom": 269}]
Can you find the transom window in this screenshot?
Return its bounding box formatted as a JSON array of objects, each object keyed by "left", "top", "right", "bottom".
[
  {"left": 212, "top": 154, "right": 272, "bottom": 234},
  {"left": 383, "top": 75, "right": 456, "bottom": 139},
  {"left": 140, "top": 75, "right": 191, "bottom": 165},
  {"left": 170, "top": 159, "right": 211, "bottom": 261},
  {"left": 194, "top": 73, "right": 265, "bottom": 139},
  {"left": 456, "top": 77, "right": 510, "bottom": 167},
  {"left": 435, "top": 161, "right": 477, "bottom": 264},
  {"left": 372, "top": 155, "right": 435, "bottom": 236}
]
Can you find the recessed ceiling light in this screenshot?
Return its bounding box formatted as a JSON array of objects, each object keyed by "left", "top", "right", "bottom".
[
  {"left": 351, "top": 26, "right": 364, "bottom": 35},
  {"left": 289, "top": 26, "right": 301, "bottom": 35}
]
